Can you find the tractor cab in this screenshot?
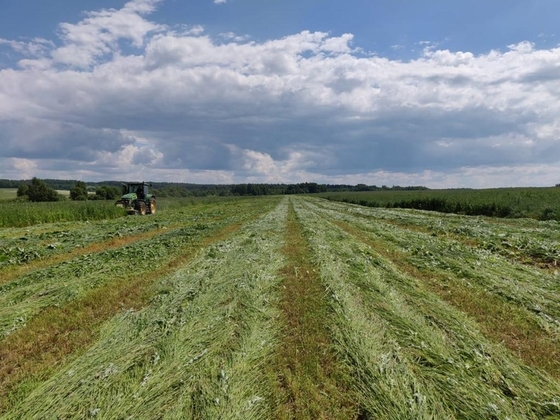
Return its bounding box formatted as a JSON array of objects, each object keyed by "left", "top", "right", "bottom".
[
  {"left": 115, "top": 182, "right": 156, "bottom": 215},
  {"left": 122, "top": 183, "right": 148, "bottom": 199}
]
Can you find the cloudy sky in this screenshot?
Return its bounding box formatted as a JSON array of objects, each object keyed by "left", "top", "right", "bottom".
[{"left": 0, "top": 0, "right": 559, "bottom": 187}]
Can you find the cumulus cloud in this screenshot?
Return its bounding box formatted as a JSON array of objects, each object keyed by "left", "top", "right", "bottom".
[
  {"left": 51, "top": 0, "right": 165, "bottom": 67},
  {"left": 0, "top": 0, "right": 559, "bottom": 187}
]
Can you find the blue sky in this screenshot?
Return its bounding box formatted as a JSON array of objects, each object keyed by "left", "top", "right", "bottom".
[
  {"left": 2, "top": 0, "right": 558, "bottom": 59},
  {"left": 0, "top": 0, "right": 559, "bottom": 187}
]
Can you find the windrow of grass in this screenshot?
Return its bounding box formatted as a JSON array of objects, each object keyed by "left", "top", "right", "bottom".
[
  {"left": 271, "top": 201, "right": 358, "bottom": 419},
  {"left": 292, "top": 196, "right": 560, "bottom": 419},
  {"left": 0, "top": 199, "right": 275, "bottom": 340},
  {"left": 0, "top": 221, "right": 176, "bottom": 285},
  {"left": 0, "top": 218, "right": 251, "bottom": 413},
  {"left": 309, "top": 198, "right": 560, "bottom": 337},
  {"left": 3, "top": 198, "right": 290, "bottom": 419},
  {"left": 0, "top": 198, "right": 246, "bottom": 271},
  {"left": 307, "top": 198, "right": 560, "bottom": 377},
  {"left": 361, "top": 206, "right": 560, "bottom": 269}
]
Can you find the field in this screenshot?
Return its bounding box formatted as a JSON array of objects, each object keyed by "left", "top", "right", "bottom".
[
  {"left": 0, "top": 196, "right": 559, "bottom": 418},
  {"left": 0, "top": 195, "right": 243, "bottom": 228},
  {"left": 319, "top": 187, "right": 560, "bottom": 220},
  {"left": 0, "top": 190, "right": 16, "bottom": 201}
]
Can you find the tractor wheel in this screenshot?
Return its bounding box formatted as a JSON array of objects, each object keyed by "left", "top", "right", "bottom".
[
  {"left": 149, "top": 198, "right": 156, "bottom": 214},
  {"left": 138, "top": 201, "right": 146, "bottom": 215}
]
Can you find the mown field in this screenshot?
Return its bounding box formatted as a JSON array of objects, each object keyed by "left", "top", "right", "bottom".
[
  {"left": 319, "top": 187, "right": 560, "bottom": 220},
  {"left": 0, "top": 196, "right": 559, "bottom": 419}
]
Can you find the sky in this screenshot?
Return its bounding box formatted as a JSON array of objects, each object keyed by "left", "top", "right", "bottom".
[{"left": 0, "top": 0, "right": 559, "bottom": 188}]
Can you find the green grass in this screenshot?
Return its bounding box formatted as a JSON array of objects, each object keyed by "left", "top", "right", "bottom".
[
  {"left": 293, "top": 196, "right": 560, "bottom": 419},
  {"left": 0, "top": 201, "right": 127, "bottom": 227},
  {"left": 3, "top": 198, "right": 287, "bottom": 419},
  {"left": 319, "top": 187, "right": 560, "bottom": 220},
  {"left": 1, "top": 196, "right": 559, "bottom": 419},
  {"left": 0, "top": 190, "right": 16, "bottom": 201},
  {"left": 0, "top": 196, "right": 260, "bottom": 228}
]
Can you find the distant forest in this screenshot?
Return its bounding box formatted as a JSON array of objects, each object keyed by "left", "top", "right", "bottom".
[{"left": 0, "top": 179, "right": 428, "bottom": 197}]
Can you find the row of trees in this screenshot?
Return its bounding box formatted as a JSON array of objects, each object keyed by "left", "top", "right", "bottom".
[
  {"left": 16, "top": 178, "right": 61, "bottom": 202},
  {"left": 16, "top": 178, "right": 122, "bottom": 202},
  {"left": 69, "top": 181, "right": 121, "bottom": 201},
  {"left": 12, "top": 178, "right": 431, "bottom": 202}
]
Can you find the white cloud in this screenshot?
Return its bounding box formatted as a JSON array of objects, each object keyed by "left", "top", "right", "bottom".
[
  {"left": 51, "top": 0, "right": 165, "bottom": 67},
  {"left": 7, "top": 158, "right": 38, "bottom": 180},
  {"left": 1, "top": 1, "right": 560, "bottom": 187},
  {"left": 214, "top": 0, "right": 227, "bottom": 4},
  {"left": 220, "top": 32, "right": 249, "bottom": 42},
  {"left": 0, "top": 38, "right": 54, "bottom": 57}
]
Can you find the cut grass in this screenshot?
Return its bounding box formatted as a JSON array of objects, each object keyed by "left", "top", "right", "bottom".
[
  {"left": 0, "top": 199, "right": 279, "bottom": 339},
  {"left": 2, "top": 195, "right": 559, "bottom": 418},
  {"left": 0, "top": 220, "right": 247, "bottom": 413},
  {"left": 0, "top": 222, "right": 182, "bottom": 285},
  {"left": 272, "top": 200, "right": 358, "bottom": 419},
  {"left": 0, "top": 198, "right": 282, "bottom": 414},
  {"left": 333, "top": 219, "right": 560, "bottom": 378},
  {"left": 292, "top": 196, "right": 560, "bottom": 419},
  {"left": 371, "top": 211, "right": 560, "bottom": 270},
  {"left": 3, "top": 198, "right": 288, "bottom": 419},
  {"left": 309, "top": 198, "right": 560, "bottom": 330}
]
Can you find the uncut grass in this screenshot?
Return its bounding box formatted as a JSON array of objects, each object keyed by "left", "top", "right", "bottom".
[
  {"left": 0, "top": 195, "right": 242, "bottom": 228},
  {"left": 272, "top": 201, "right": 358, "bottom": 419},
  {"left": 0, "top": 198, "right": 279, "bottom": 339},
  {"left": 0, "top": 190, "right": 16, "bottom": 201},
  {"left": 3, "top": 199, "right": 288, "bottom": 419},
  {"left": 0, "top": 201, "right": 128, "bottom": 228},
  {"left": 292, "top": 197, "right": 560, "bottom": 419}
]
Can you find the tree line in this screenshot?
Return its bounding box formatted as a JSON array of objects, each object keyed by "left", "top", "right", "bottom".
[
  {"left": 6, "top": 178, "right": 429, "bottom": 202},
  {"left": 15, "top": 178, "right": 122, "bottom": 202}
]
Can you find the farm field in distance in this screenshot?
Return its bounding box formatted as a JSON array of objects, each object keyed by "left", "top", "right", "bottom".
[
  {"left": 0, "top": 190, "right": 16, "bottom": 201},
  {"left": 0, "top": 195, "right": 559, "bottom": 418}
]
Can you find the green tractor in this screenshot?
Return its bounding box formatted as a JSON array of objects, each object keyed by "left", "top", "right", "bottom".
[{"left": 115, "top": 182, "right": 156, "bottom": 215}]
